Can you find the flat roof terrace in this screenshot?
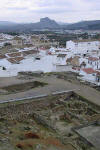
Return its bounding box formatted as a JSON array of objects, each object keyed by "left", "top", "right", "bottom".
[{"left": 75, "top": 122, "right": 100, "bottom": 150}]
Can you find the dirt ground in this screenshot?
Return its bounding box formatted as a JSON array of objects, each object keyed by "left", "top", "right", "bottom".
[{"left": 0, "top": 92, "right": 99, "bottom": 150}]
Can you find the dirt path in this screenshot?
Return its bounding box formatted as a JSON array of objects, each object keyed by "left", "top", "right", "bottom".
[{"left": 0, "top": 76, "right": 100, "bottom": 106}]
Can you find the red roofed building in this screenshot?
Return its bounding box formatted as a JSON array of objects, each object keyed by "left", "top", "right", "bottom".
[
  {"left": 88, "top": 57, "right": 100, "bottom": 70},
  {"left": 82, "top": 68, "right": 96, "bottom": 74},
  {"left": 7, "top": 57, "right": 24, "bottom": 64},
  {"left": 0, "top": 54, "right": 6, "bottom": 59},
  {"left": 80, "top": 68, "right": 97, "bottom": 84},
  {"left": 39, "top": 47, "right": 47, "bottom": 51},
  {"left": 88, "top": 57, "right": 99, "bottom": 62},
  {"left": 7, "top": 52, "right": 22, "bottom": 58}
]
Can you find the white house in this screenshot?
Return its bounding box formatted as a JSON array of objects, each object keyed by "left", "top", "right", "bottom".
[
  {"left": 88, "top": 57, "right": 100, "bottom": 70},
  {"left": 79, "top": 68, "right": 97, "bottom": 84},
  {"left": 49, "top": 47, "right": 56, "bottom": 54},
  {"left": 66, "top": 40, "right": 100, "bottom": 54},
  {"left": 56, "top": 54, "right": 67, "bottom": 65}
]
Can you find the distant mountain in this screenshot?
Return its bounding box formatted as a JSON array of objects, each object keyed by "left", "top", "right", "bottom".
[
  {"left": 0, "top": 17, "right": 60, "bottom": 33},
  {"left": 39, "top": 17, "right": 60, "bottom": 28},
  {"left": 57, "top": 22, "right": 69, "bottom": 25},
  {"left": 63, "top": 20, "right": 100, "bottom": 30},
  {"left": 0, "top": 21, "right": 18, "bottom": 32},
  {"left": 0, "top": 18, "right": 100, "bottom": 33},
  {"left": 0, "top": 21, "right": 17, "bottom": 26}
]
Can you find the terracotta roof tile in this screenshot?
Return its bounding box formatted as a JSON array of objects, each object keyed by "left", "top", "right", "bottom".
[
  {"left": 82, "top": 68, "right": 96, "bottom": 74},
  {"left": 57, "top": 54, "right": 67, "bottom": 58},
  {"left": 7, "top": 57, "right": 24, "bottom": 64},
  {"left": 0, "top": 54, "right": 6, "bottom": 59},
  {"left": 88, "top": 57, "right": 99, "bottom": 61},
  {"left": 7, "top": 52, "right": 22, "bottom": 57},
  {"left": 22, "top": 50, "right": 38, "bottom": 56}
]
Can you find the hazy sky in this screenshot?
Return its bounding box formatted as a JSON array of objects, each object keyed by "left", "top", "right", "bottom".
[{"left": 0, "top": 0, "right": 100, "bottom": 23}]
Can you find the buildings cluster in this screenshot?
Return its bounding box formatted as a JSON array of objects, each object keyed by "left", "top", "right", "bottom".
[
  {"left": 66, "top": 40, "right": 100, "bottom": 85},
  {"left": 0, "top": 33, "right": 58, "bottom": 48},
  {"left": 0, "top": 33, "right": 100, "bottom": 85},
  {"left": 49, "top": 40, "right": 100, "bottom": 85}
]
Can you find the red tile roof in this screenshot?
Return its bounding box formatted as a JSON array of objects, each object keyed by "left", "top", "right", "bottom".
[
  {"left": 40, "top": 47, "right": 46, "bottom": 51},
  {"left": 22, "top": 50, "right": 38, "bottom": 56},
  {"left": 7, "top": 57, "right": 24, "bottom": 64},
  {"left": 88, "top": 57, "right": 99, "bottom": 61},
  {"left": 82, "top": 68, "right": 96, "bottom": 74},
  {"left": 7, "top": 52, "right": 22, "bottom": 57},
  {"left": 0, "top": 54, "right": 6, "bottom": 59}
]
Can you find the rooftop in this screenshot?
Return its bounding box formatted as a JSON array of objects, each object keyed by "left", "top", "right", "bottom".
[
  {"left": 7, "top": 52, "right": 22, "bottom": 58},
  {"left": 0, "top": 54, "right": 6, "bottom": 59},
  {"left": 75, "top": 122, "right": 100, "bottom": 150},
  {"left": 7, "top": 57, "right": 24, "bottom": 64},
  {"left": 88, "top": 57, "right": 99, "bottom": 61},
  {"left": 22, "top": 50, "right": 38, "bottom": 56},
  {"left": 57, "top": 54, "right": 67, "bottom": 58},
  {"left": 82, "top": 68, "right": 96, "bottom": 74}
]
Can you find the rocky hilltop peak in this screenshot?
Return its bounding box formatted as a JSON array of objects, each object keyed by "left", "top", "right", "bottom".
[{"left": 39, "top": 17, "right": 60, "bottom": 28}]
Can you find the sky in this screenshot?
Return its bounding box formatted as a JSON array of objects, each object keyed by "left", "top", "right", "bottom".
[{"left": 0, "top": 0, "right": 100, "bottom": 23}]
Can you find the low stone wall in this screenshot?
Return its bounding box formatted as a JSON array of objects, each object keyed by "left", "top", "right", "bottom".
[
  {"left": 33, "top": 112, "right": 56, "bottom": 131},
  {"left": 0, "top": 93, "right": 72, "bottom": 120}
]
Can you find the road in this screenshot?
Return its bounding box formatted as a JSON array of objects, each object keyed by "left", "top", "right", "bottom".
[{"left": 0, "top": 76, "right": 100, "bottom": 106}]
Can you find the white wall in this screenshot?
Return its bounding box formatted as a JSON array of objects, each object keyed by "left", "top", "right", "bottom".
[
  {"left": 66, "top": 41, "right": 75, "bottom": 51},
  {"left": 56, "top": 56, "right": 67, "bottom": 65},
  {"left": 88, "top": 60, "right": 100, "bottom": 70},
  {"left": 66, "top": 40, "right": 100, "bottom": 54},
  {"left": 80, "top": 70, "right": 96, "bottom": 82}
]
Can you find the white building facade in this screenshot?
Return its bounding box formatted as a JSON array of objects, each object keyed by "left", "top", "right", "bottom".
[{"left": 66, "top": 40, "right": 100, "bottom": 54}]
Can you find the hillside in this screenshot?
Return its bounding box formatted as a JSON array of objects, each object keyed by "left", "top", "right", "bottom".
[
  {"left": 0, "top": 18, "right": 100, "bottom": 33},
  {"left": 63, "top": 20, "right": 100, "bottom": 30},
  {"left": 0, "top": 17, "right": 60, "bottom": 33}
]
